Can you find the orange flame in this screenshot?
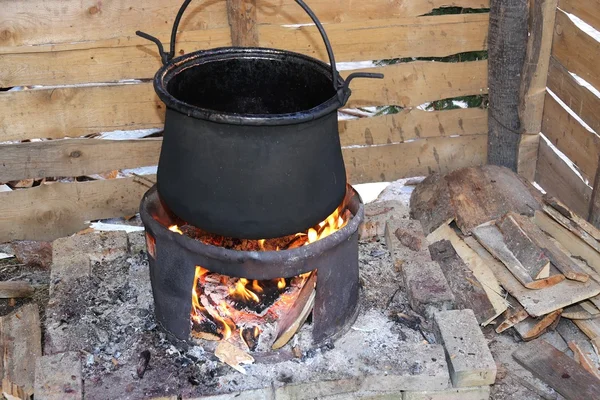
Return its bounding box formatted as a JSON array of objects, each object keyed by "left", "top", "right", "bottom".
[
  {"left": 230, "top": 278, "right": 260, "bottom": 303},
  {"left": 169, "top": 225, "right": 183, "bottom": 235}
]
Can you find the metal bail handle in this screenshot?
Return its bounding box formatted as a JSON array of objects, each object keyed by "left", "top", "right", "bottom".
[{"left": 136, "top": 0, "right": 383, "bottom": 104}]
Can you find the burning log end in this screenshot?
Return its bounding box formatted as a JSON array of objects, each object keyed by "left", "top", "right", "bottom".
[{"left": 136, "top": 350, "right": 151, "bottom": 379}]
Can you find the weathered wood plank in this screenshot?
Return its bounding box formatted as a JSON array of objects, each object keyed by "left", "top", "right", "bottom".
[
  {"left": 559, "top": 0, "right": 600, "bottom": 33},
  {"left": 514, "top": 310, "right": 563, "bottom": 341},
  {"left": 541, "top": 93, "right": 600, "bottom": 182},
  {"left": 0, "top": 0, "right": 490, "bottom": 48},
  {"left": 573, "top": 319, "right": 600, "bottom": 349},
  {"left": 553, "top": 10, "right": 600, "bottom": 95},
  {"left": 568, "top": 340, "right": 600, "bottom": 380},
  {"left": 464, "top": 236, "right": 600, "bottom": 317},
  {"left": 544, "top": 195, "right": 600, "bottom": 242},
  {"left": 0, "top": 14, "right": 489, "bottom": 86},
  {"left": 0, "top": 138, "right": 162, "bottom": 182},
  {"left": 535, "top": 139, "right": 592, "bottom": 219},
  {"left": 0, "top": 175, "right": 156, "bottom": 242},
  {"left": 543, "top": 203, "right": 600, "bottom": 255},
  {"left": 534, "top": 210, "right": 600, "bottom": 273},
  {"left": 506, "top": 212, "right": 589, "bottom": 282},
  {"left": 472, "top": 223, "right": 561, "bottom": 289},
  {"left": 517, "top": 0, "right": 559, "bottom": 181},
  {"left": 513, "top": 339, "right": 600, "bottom": 400},
  {"left": 0, "top": 303, "right": 41, "bottom": 397},
  {"left": 590, "top": 155, "right": 600, "bottom": 229},
  {"left": 227, "top": 0, "right": 258, "bottom": 47},
  {"left": 0, "top": 62, "right": 488, "bottom": 142},
  {"left": 344, "top": 134, "right": 488, "bottom": 184},
  {"left": 547, "top": 57, "right": 600, "bottom": 135},
  {"left": 0, "top": 282, "right": 34, "bottom": 299},
  {"left": 429, "top": 239, "right": 497, "bottom": 325}
]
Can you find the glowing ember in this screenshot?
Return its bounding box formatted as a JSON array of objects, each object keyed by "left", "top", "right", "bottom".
[{"left": 169, "top": 225, "right": 183, "bottom": 235}]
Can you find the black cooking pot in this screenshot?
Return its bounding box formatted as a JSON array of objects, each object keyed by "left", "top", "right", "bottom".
[{"left": 137, "top": 0, "right": 382, "bottom": 239}]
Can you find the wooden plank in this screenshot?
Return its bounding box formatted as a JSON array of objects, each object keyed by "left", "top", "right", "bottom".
[
  {"left": 542, "top": 93, "right": 600, "bottom": 182},
  {"left": 497, "top": 214, "right": 552, "bottom": 279},
  {"left": 427, "top": 224, "right": 509, "bottom": 319},
  {"left": 534, "top": 210, "right": 600, "bottom": 274},
  {"left": 545, "top": 196, "right": 600, "bottom": 242},
  {"left": 472, "top": 223, "right": 562, "bottom": 288},
  {"left": 517, "top": 134, "right": 540, "bottom": 182},
  {"left": 429, "top": 239, "right": 498, "bottom": 325},
  {"left": 519, "top": 0, "right": 558, "bottom": 136},
  {"left": 343, "top": 134, "right": 488, "bottom": 184},
  {"left": 0, "top": 61, "right": 489, "bottom": 142},
  {"left": 0, "top": 14, "right": 489, "bottom": 86},
  {"left": 559, "top": 0, "right": 600, "bottom": 33},
  {"left": 553, "top": 10, "right": 600, "bottom": 94},
  {"left": 0, "top": 0, "right": 490, "bottom": 48},
  {"left": 563, "top": 301, "right": 600, "bottom": 320},
  {"left": 505, "top": 212, "right": 589, "bottom": 282},
  {"left": 0, "top": 175, "right": 156, "bottom": 242},
  {"left": 487, "top": 0, "right": 528, "bottom": 171},
  {"left": 590, "top": 155, "right": 600, "bottom": 229},
  {"left": 0, "top": 303, "right": 41, "bottom": 397},
  {"left": 543, "top": 204, "right": 600, "bottom": 255},
  {"left": 464, "top": 236, "right": 600, "bottom": 317},
  {"left": 446, "top": 165, "right": 541, "bottom": 235},
  {"left": 573, "top": 319, "right": 600, "bottom": 349},
  {"left": 513, "top": 339, "right": 600, "bottom": 400},
  {"left": 514, "top": 310, "right": 563, "bottom": 341},
  {"left": 0, "top": 282, "right": 34, "bottom": 299},
  {"left": 547, "top": 57, "right": 600, "bottom": 135},
  {"left": 568, "top": 340, "right": 600, "bottom": 381},
  {"left": 0, "top": 138, "right": 162, "bottom": 182},
  {"left": 535, "top": 139, "right": 592, "bottom": 219},
  {"left": 227, "top": 0, "right": 258, "bottom": 47}
]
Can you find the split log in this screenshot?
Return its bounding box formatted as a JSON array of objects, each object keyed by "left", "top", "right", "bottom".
[
  {"left": 496, "top": 214, "right": 551, "bottom": 279},
  {"left": 464, "top": 236, "right": 600, "bottom": 317},
  {"left": 514, "top": 339, "right": 600, "bottom": 400},
  {"left": 513, "top": 310, "right": 562, "bottom": 341},
  {"left": 472, "top": 223, "right": 564, "bottom": 289},
  {"left": 534, "top": 210, "right": 600, "bottom": 273},
  {"left": 505, "top": 212, "right": 588, "bottom": 282},
  {"left": 409, "top": 173, "right": 454, "bottom": 235},
  {"left": 427, "top": 223, "right": 509, "bottom": 320},
  {"left": 272, "top": 272, "right": 317, "bottom": 350},
  {"left": 429, "top": 240, "right": 497, "bottom": 325},
  {"left": 0, "top": 282, "right": 34, "bottom": 299}
]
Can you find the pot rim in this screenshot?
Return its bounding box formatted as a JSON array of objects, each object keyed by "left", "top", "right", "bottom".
[{"left": 154, "top": 47, "right": 346, "bottom": 126}]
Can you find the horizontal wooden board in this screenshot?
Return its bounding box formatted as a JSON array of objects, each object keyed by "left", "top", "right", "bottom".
[
  {"left": 0, "top": 14, "right": 489, "bottom": 86},
  {"left": 0, "top": 108, "right": 487, "bottom": 181},
  {"left": 344, "top": 134, "right": 487, "bottom": 183},
  {"left": 0, "top": 175, "right": 156, "bottom": 242},
  {"left": 0, "top": 61, "right": 488, "bottom": 141},
  {"left": 0, "top": 0, "right": 490, "bottom": 48},
  {"left": 541, "top": 94, "right": 600, "bottom": 182},
  {"left": 559, "top": 0, "right": 600, "bottom": 33},
  {"left": 339, "top": 107, "right": 488, "bottom": 146},
  {"left": 535, "top": 139, "right": 592, "bottom": 218},
  {"left": 0, "top": 138, "right": 162, "bottom": 182},
  {"left": 553, "top": 10, "right": 600, "bottom": 93},
  {"left": 0, "top": 135, "right": 486, "bottom": 241},
  {"left": 547, "top": 57, "right": 600, "bottom": 134}
]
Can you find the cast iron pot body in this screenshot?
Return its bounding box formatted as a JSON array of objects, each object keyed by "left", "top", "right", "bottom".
[
  {"left": 156, "top": 49, "right": 346, "bottom": 239},
  {"left": 139, "top": 0, "right": 382, "bottom": 239}
]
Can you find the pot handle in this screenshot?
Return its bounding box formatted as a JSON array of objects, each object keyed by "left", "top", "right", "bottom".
[{"left": 136, "top": 0, "right": 383, "bottom": 104}]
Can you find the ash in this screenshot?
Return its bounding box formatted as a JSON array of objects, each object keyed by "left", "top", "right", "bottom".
[{"left": 47, "top": 234, "right": 430, "bottom": 399}]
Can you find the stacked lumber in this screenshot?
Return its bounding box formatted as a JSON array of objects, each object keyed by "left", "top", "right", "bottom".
[{"left": 413, "top": 167, "right": 600, "bottom": 394}]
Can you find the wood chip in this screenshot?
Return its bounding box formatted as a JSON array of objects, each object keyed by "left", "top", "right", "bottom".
[{"left": 215, "top": 342, "right": 254, "bottom": 374}]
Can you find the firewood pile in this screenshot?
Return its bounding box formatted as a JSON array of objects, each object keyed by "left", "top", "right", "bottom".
[{"left": 412, "top": 165, "right": 600, "bottom": 398}]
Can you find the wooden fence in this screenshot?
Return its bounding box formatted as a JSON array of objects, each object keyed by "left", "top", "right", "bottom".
[
  {"left": 0, "top": 0, "right": 490, "bottom": 242},
  {"left": 535, "top": 0, "right": 600, "bottom": 223}
]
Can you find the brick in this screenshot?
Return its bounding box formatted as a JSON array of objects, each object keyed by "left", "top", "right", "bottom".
[
  {"left": 434, "top": 310, "right": 496, "bottom": 387},
  {"left": 401, "top": 260, "right": 455, "bottom": 318},
  {"left": 276, "top": 378, "right": 362, "bottom": 400},
  {"left": 359, "top": 200, "right": 408, "bottom": 240},
  {"left": 385, "top": 220, "right": 432, "bottom": 266},
  {"left": 35, "top": 352, "right": 82, "bottom": 400},
  {"left": 403, "top": 386, "right": 490, "bottom": 400},
  {"left": 51, "top": 231, "right": 129, "bottom": 293}
]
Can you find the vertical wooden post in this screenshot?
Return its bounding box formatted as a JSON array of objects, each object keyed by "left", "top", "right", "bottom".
[
  {"left": 588, "top": 156, "right": 600, "bottom": 228},
  {"left": 487, "top": 0, "right": 529, "bottom": 172},
  {"left": 518, "top": 0, "right": 559, "bottom": 181},
  {"left": 226, "top": 0, "right": 259, "bottom": 47}
]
